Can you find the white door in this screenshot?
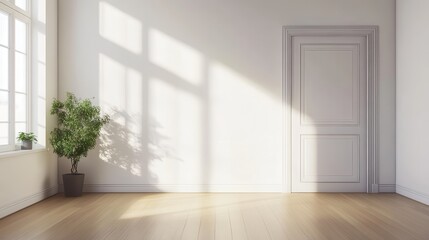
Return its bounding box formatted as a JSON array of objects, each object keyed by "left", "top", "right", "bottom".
[{"left": 291, "top": 36, "right": 367, "bottom": 192}]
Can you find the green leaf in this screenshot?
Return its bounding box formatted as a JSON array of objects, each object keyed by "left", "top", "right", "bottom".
[{"left": 17, "top": 132, "right": 38, "bottom": 142}]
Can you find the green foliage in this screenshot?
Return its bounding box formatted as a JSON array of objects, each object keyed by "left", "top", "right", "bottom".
[
  {"left": 17, "top": 132, "right": 38, "bottom": 142},
  {"left": 49, "top": 93, "right": 110, "bottom": 173}
]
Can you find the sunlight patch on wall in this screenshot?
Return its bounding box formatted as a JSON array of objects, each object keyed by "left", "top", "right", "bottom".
[
  {"left": 148, "top": 78, "right": 203, "bottom": 185},
  {"left": 36, "top": 0, "right": 46, "bottom": 24},
  {"left": 37, "top": 32, "right": 45, "bottom": 63},
  {"left": 34, "top": 29, "right": 46, "bottom": 145},
  {"left": 37, "top": 97, "right": 46, "bottom": 145},
  {"left": 99, "top": 53, "right": 142, "bottom": 120},
  {"left": 99, "top": 1, "right": 142, "bottom": 54},
  {"left": 99, "top": 53, "right": 143, "bottom": 176},
  {"left": 208, "top": 62, "right": 282, "bottom": 184},
  {"left": 148, "top": 29, "right": 203, "bottom": 85}
]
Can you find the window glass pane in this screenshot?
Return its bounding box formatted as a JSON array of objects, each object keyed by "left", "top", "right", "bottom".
[
  {"left": 0, "top": 46, "right": 8, "bottom": 90},
  {"left": 0, "top": 11, "right": 8, "bottom": 47},
  {"left": 0, "top": 91, "right": 8, "bottom": 121},
  {"left": 15, "top": 19, "right": 27, "bottom": 53},
  {"left": 15, "top": 0, "right": 27, "bottom": 11},
  {"left": 15, "top": 52, "right": 26, "bottom": 92},
  {"left": 15, "top": 92, "right": 26, "bottom": 122},
  {"left": 0, "top": 123, "right": 8, "bottom": 145},
  {"left": 15, "top": 122, "right": 26, "bottom": 142}
]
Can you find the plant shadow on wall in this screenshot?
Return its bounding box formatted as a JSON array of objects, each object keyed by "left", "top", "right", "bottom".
[{"left": 98, "top": 107, "right": 180, "bottom": 184}]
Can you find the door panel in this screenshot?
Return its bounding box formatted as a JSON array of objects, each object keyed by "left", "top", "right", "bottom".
[
  {"left": 300, "top": 44, "right": 359, "bottom": 125},
  {"left": 291, "top": 36, "right": 367, "bottom": 192},
  {"left": 300, "top": 135, "right": 359, "bottom": 183}
]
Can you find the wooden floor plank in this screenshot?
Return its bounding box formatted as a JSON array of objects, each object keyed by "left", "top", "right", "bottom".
[
  {"left": 214, "top": 205, "right": 232, "bottom": 240},
  {"left": 228, "top": 195, "right": 249, "bottom": 240}
]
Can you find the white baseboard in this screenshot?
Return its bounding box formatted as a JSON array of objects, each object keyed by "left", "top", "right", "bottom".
[
  {"left": 396, "top": 185, "right": 429, "bottom": 205},
  {"left": 0, "top": 185, "right": 58, "bottom": 219},
  {"left": 59, "top": 184, "right": 283, "bottom": 193},
  {"left": 57, "top": 184, "right": 399, "bottom": 193},
  {"left": 379, "top": 184, "right": 396, "bottom": 193}
]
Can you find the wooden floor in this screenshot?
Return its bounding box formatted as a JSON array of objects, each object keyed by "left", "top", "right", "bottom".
[{"left": 0, "top": 193, "right": 429, "bottom": 240}]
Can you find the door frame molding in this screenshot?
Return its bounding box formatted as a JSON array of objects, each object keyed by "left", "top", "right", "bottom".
[{"left": 282, "top": 26, "right": 378, "bottom": 193}]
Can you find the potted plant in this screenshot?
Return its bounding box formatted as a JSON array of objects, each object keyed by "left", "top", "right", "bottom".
[
  {"left": 17, "top": 132, "right": 38, "bottom": 150},
  {"left": 50, "top": 93, "right": 109, "bottom": 197}
]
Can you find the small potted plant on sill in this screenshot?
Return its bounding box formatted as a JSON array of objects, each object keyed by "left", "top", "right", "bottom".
[
  {"left": 50, "top": 93, "right": 109, "bottom": 197},
  {"left": 17, "top": 132, "right": 38, "bottom": 150}
]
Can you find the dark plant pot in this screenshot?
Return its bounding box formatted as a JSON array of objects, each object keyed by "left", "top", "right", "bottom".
[
  {"left": 63, "top": 173, "right": 85, "bottom": 197},
  {"left": 21, "top": 140, "right": 32, "bottom": 150}
]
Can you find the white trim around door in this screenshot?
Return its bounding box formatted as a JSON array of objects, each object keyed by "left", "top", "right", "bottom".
[{"left": 282, "top": 26, "right": 378, "bottom": 193}]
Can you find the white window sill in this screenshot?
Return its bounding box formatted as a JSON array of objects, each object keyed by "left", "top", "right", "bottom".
[{"left": 0, "top": 145, "right": 48, "bottom": 159}]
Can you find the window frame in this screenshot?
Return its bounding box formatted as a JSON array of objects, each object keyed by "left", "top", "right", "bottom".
[
  {"left": 1, "top": 0, "right": 31, "bottom": 18},
  {"left": 0, "top": 1, "right": 32, "bottom": 152}
]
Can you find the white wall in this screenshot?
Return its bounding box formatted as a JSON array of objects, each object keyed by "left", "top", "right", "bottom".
[
  {"left": 396, "top": 0, "right": 429, "bottom": 204},
  {"left": 58, "top": 0, "right": 396, "bottom": 192},
  {"left": 0, "top": 151, "right": 57, "bottom": 218},
  {"left": 0, "top": 0, "right": 58, "bottom": 218}
]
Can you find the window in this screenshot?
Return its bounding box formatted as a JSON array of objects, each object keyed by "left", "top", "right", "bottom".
[{"left": 0, "top": 0, "right": 31, "bottom": 152}]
